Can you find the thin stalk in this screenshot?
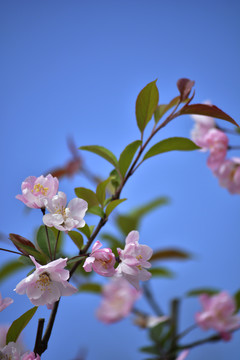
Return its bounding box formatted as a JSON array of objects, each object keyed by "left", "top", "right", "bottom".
[
  {"left": 41, "top": 208, "right": 53, "bottom": 260},
  {"left": 0, "top": 248, "right": 27, "bottom": 256},
  {"left": 175, "top": 323, "right": 197, "bottom": 341},
  {"left": 54, "top": 231, "right": 60, "bottom": 260},
  {"left": 34, "top": 318, "right": 45, "bottom": 355},
  {"left": 142, "top": 282, "right": 164, "bottom": 316}
]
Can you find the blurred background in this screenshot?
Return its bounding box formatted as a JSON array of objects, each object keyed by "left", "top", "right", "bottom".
[{"left": 1, "top": 1, "right": 240, "bottom": 359}]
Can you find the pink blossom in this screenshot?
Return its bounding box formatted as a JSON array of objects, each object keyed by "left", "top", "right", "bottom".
[
  {"left": 195, "top": 291, "right": 240, "bottom": 340},
  {"left": 83, "top": 241, "right": 116, "bottom": 277},
  {"left": 16, "top": 174, "right": 59, "bottom": 209},
  {"left": 116, "top": 231, "right": 153, "bottom": 290},
  {"left": 0, "top": 342, "right": 23, "bottom": 360},
  {"left": 204, "top": 129, "right": 228, "bottom": 171},
  {"left": 0, "top": 293, "right": 13, "bottom": 312},
  {"left": 191, "top": 106, "right": 215, "bottom": 149},
  {"left": 215, "top": 158, "right": 240, "bottom": 194},
  {"left": 176, "top": 350, "right": 189, "bottom": 360},
  {"left": 15, "top": 256, "right": 77, "bottom": 307},
  {"left": 21, "top": 352, "right": 41, "bottom": 360},
  {"left": 43, "top": 191, "right": 88, "bottom": 232},
  {"left": 96, "top": 278, "right": 140, "bottom": 323}
]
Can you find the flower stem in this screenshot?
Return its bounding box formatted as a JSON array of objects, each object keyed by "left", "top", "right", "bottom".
[
  {"left": 0, "top": 247, "right": 27, "bottom": 256},
  {"left": 54, "top": 231, "right": 60, "bottom": 260}
]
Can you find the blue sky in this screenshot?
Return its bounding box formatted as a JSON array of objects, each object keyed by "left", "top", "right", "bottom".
[{"left": 1, "top": 1, "right": 240, "bottom": 359}]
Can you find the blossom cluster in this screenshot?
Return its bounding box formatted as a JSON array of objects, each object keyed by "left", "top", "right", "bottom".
[{"left": 191, "top": 111, "right": 240, "bottom": 193}]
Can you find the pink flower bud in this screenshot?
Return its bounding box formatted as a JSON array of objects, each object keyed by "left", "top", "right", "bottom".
[{"left": 83, "top": 241, "right": 116, "bottom": 277}]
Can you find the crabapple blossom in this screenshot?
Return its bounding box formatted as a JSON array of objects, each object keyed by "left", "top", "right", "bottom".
[
  {"left": 191, "top": 105, "right": 215, "bottom": 149},
  {"left": 0, "top": 293, "right": 13, "bottom": 312},
  {"left": 83, "top": 241, "right": 116, "bottom": 277},
  {"left": 16, "top": 174, "right": 59, "bottom": 209},
  {"left": 204, "top": 129, "right": 228, "bottom": 171},
  {"left": 215, "top": 158, "right": 240, "bottom": 194},
  {"left": 96, "top": 278, "right": 140, "bottom": 323},
  {"left": 21, "top": 352, "right": 41, "bottom": 360},
  {"left": 43, "top": 191, "right": 88, "bottom": 232},
  {"left": 15, "top": 256, "right": 77, "bottom": 307},
  {"left": 195, "top": 291, "right": 240, "bottom": 340},
  {"left": 176, "top": 350, "right": 189, "bottom": 360},
  {"left": 116, "top": 230, "right": 153, "bottom": 290},
  {"left": 0, "top": 342, "right": 23, "bottom": 360}
]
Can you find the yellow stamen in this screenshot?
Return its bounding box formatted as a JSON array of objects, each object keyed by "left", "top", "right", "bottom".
[{"left": 36, "top": 272, "right": 51, "bottom": 292}]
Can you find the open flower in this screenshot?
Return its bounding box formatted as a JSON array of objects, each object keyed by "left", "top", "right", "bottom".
[
  {"left": 16, "top": 174, "right": 59, "bottom": 209},
  {"left": 83, "top": 241, "right": 116, "bottom": 277},
  {"left": 204, "top": 129, "right": 228, "bottom": 171},
  {"left": 0, "top": 293, "right": 13, "bottom": 312},
  {"left": 21, "top": 352, "right": 41, "bottom": 360},
  {"left": 15, "top": 256, "right": 77, "bottom": 307},
  {"left": 215, "top": 158, "right": 240, "bottom": 194},
  {"left": 195, "top": 291, "right": 240, "bottom": 340},
  {"left": 96, "top": 278, "right": 140, "bottom": 323},
  {"left": 43, "top": 191, "right": 88, "bottom": 232},
  {"left": 116, "top": 231, "right": 153, "bottom": 290},
  {"left": 0, "top": 342, "right": 23, "bottom": 360}
]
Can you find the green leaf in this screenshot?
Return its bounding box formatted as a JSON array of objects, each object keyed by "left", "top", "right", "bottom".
[
  {"left": 9, "top": 233, "right": 36, "bottom": 256},
  {"left": 6, "top": 307, "right": 38, "bottom": 344},
  {"left": 140, "top": 345, "right": 160, "bottom": 355},
  {"left": 0, "top": 260, "right": 26, "bottom": 283},
  {"left": 18, "top": 256, "right": 34, "bottom": 266},
  {"left": 36, "top": 226, "right": 56, "bottom": 259},
  {"left": 79, "top": 145, "right": 118, "bottom": 168},
  {"left": 89, "top": 225, "right": 95, "bottom": 235},
  {"left": 101, "top": 233, "right": 124, "bottom": 249},
  {"left": 105, "top": 198, "right": 127, "bottom": 217},
  {"left": 149, "top": 267, "right": 175, "bottom": 278},
  {"left": 79, "top": 283, "right": 102, "bottom": 293},
  {"left": 131, "top": 197, "right": 169, "bottom": 218},
  {"left": 116, "top": 215, "right": 139, "bottom": 236},
  {"left": 75, "top": 187, "right": 99, "bottom": 208},
  {"left": 151, "top": 248, "right": 192, "bottom": 262},
  {"left": 119, "top": 140, "right": 142, "bottom": 177},
  {"left": 149, "top": 323, "right": 164, "bottom": 343},
  {"left": 186, "top": 288, "right": 220, "bottom": 297},
  {"left": 179, "top": 104, "right": 239, "bottom": 127},
  {"left": 78, "top": 223, "right": 91, "bottom": 239},
  {"left": 88, "top": 206, "right": 105, "bottom": 218},
  {"left": 68, "top": 231, "right": 84, "bottom": 249},
  {"left": 136, "top": 80, "right": 159, "bottom": 133},
  {"left": 154, "top": 96, "right": 180, "bottom": 124},
  {"left": 96, "top": 177, "right": 112, "bottom": 206},
  {"left": 234, "top": 290, "right": 240, "bottom": 312},
  {"left": 143, "top": 137, "right": 200, "bottom": 161}
]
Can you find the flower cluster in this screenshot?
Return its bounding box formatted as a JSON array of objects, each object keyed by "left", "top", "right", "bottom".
[
  {"left": 16, "top": 175, "right": 88, "bottom": 232},
  {"left": 83, "top": 230, "right": 153, "bottom": 290},
  {"left": 195, "top": 291, "right": 240, "bottom": 340},
  {"left": 191, "top": 112, "right": 240, "bottom": 193}
]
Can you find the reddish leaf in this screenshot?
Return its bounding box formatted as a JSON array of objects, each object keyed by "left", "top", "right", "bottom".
[
  {"left": 9, "top": 234, "right": 36, "bottom": 256},
  {"left": 150, "top": 248, "right": 192, "bottom": 262},
  {"left": 179, "top": 104, "right": 239, "bottom": 127},
  {"left": 177, "top": 78, "right": 195, "bottom": 101}
]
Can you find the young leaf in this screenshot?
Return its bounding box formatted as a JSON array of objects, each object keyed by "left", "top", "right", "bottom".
[
  {"left": 186, "top": 288, "right": 220, "bottom": 297},
  {"left": 151, "top": 248, "right": 192, "bottom": 262},
  {"left": 9, "top": 234, "right": 36, "bottom": 256},
  {"left": 119, "top": 140, "right": 142, "bottom": 177},
  {"left": 140, "top": 345, "right": 160, "bottom": 355},
  {"left": 79, "top": 283, "right": 102, "bottom": 293},
  {"left": 154, "top": 96, "right": 180, "bottom": 124},
  {"left": 79, "top": 145, "right": 118, "bottom": 168},
  {"left": 177, "top": 78, "right": 195, "bottom": 101},
  {"left": 136, "top": 80, "right": 159, "bottom": 133},
  {"left": 68, "top": 231, "right": 84, "bottom": 249},
  {"left": 143, "top": 137, "right": 199, "bottom": 161},
  {"left": 75, "top": 187, "right": 99, "bottom": 208},
  {"left": 36, "top": 226, "right": 56, "bottom": 259},
  {"left": 6, "top": 306, "right": 38, "bottom": 344},
  {"left": 149, "top": 267, "right": 175, "bottom": 278},
  {"left": 88, "top": 206, "right": 105, "bottom": 218},
  {"left": 78, "top": 223, "right": 91, "bottom": 239},
  {"left": 0, "top": 260, "right": 26, "bottom": 283},
  {"left": 179, "top": 104, "right": 238, "bottom": 127},
  {"left": 116, "top": 215, "right": 139, "bottom": 236},
  {"left": 131, "top": 197, "right": 169, "bottom": 218},
  {"left": 96, "top": 177, "right": 112, "bottom": 206},
  {"left": 105, "top": 198, "right": 127, "bottom": 217}
]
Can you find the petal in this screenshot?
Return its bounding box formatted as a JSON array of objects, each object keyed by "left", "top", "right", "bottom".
[{"left": 125, "top": 231, "right": 139, "bottom": 245}]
